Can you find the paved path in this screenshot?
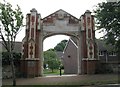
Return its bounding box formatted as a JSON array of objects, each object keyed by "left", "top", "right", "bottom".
[{"left": 2, "top": 74, "right": 119, "bottom": 86}]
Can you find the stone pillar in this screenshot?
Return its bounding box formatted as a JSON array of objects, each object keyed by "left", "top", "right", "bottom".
[
  {"left": 77, "top": 37, "right": 82, "bottom": 75},
  {"left": 21, "top": 8, "right": 42, "bottom": 77},
  {"left": 25, "top": 59, "right": 40, "bottom": 77},
  {"left": 80, "top": 10, "right": 98, "bottom": 74},
  {"left": 38, "top": 32, "right": 43, "bottom": 76},
  {"left": 26, "top": 60, "right": 35, "bottom": 77},
  {"left": 87, "top": 60, "right": 97, "bottom": 74}
]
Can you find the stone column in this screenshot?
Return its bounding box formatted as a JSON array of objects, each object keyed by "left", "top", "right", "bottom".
[
  {"left": 80, "top": 10, "right": 98, "bottom": 74},
  {"left": 84, "top": 10, "right": 98, "bottom": 74},
  {"left": 38, "top": 31, "right": 43, "bottom": 76},
  {"left": 21, "top": 8, "right": 43, "bottom": 77}
]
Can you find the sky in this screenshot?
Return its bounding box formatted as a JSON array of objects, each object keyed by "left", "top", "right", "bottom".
[{"left": 2, "top": 0, "right": 105, "bottom": 51}]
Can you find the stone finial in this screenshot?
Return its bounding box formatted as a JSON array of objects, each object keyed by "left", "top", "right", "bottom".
[
  {"left": 30, "top": 8, "right": 37, "bottom": 13},
  {"left": 85, "top": 10, "right": 91, "bottom": 14}
]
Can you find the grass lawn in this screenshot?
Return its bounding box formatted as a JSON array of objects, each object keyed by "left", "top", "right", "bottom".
[{"left": 43, "top": 69, "right": 64, "bottom": 76}]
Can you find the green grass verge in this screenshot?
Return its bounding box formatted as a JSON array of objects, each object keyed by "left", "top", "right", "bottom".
[{"left": 43, "top": 69, "right": 64, "bottom": 75}]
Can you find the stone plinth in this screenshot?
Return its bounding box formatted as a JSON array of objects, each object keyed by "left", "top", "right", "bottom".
[
  {"left": 82, "top": 59, "right": 98, "bottom": 74},
  {"left": 20, "top": 58, "right": 41, "bottom": 78}
]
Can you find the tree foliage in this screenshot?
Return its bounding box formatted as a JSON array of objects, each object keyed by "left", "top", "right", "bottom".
[
  {"left": 0, "top": 1, "right": 23, "bottom": 86},
  {"left": 0, "top": 2, "right": 23, "bottom": 51},
  {"left": 54, "top": 40, "right": 68, "bottom": 52},
  {"left": 94, "top": 2, "right": 120, "bottom": 52},
  {"left": 2, "top": 52, "right": 21, "bottom": 65},
  {"left": 44, "top": 50, "right": 61, "bottom": 72}
]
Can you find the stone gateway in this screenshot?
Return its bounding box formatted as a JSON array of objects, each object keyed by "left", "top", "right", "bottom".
[{"left": 21, "top": 9, "right": 98, "bottom": 77}]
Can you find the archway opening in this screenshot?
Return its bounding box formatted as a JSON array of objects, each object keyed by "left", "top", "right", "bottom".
[
  {"left": 43, "top": 34, "right": 79, "bottom": 76},
  {"left": 43, "top": 35, "right": 69, "bottom": 76},
  {"left": 43, "top": 35, "right": 69, "bottom": 51}
]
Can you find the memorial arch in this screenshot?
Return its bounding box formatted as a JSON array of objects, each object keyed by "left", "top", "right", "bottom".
[{"left": 21, "top": 9, "right": 98, "bottom": 77}]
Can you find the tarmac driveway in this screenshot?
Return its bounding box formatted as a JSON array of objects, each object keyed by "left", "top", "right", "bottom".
[{"left": 2, "top": 74, "right": 119, "bottom": 86}]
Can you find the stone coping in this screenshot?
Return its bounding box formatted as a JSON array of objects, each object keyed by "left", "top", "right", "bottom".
[
  {"left": 21, "top": 58, "right": 40, "bottom": 61},
  {"left": 82, "top": 58, "right": 99, "bottom": 61}
]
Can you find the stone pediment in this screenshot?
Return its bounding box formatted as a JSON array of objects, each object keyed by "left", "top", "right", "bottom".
[
  {"left": 42, "top": 9, "right": 79, "bottom": 25},
  {"left": 28, "top": 38, "right": 35, "bottom": 44}
]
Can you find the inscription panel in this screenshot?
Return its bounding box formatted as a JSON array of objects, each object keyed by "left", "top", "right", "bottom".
[{"left": 43, "top": 20, "right": 80, "bottom": 33}]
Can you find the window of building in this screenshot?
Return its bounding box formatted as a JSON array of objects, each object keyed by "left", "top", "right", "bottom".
[
  {"left": 99, "top": 51, "right": 104, "bottom": 56},
  {"left": 109, "top": 51, "right": 116, "bottom": 56},
  {"left": 68, "top": 55, "right": 71, "bottom": 58}
]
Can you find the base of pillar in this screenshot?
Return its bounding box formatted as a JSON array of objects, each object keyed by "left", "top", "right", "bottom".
[
  {"left": 20, "top": 59, "right": 42, "bottom": 78},
  {"left": 82, "top": 59, "right": 99, "bottom": 74}
]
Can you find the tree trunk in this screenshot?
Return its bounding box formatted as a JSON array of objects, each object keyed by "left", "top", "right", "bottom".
[
  {"left": 52, "top": 69, "right": 54, "bottom": 73},
  {"left": 9, "top": 41, "right": 16, "bottom": 86},
  {"left": 10, "top": 55, "right": 16, "bottom": 86},
  {"left": 118, "top": 50, "right": 120, "bottom": 83}
]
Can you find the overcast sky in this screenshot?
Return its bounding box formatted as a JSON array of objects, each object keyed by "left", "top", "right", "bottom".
[{"left": 4, "top": 0, "right": 105, "bottom": 51}]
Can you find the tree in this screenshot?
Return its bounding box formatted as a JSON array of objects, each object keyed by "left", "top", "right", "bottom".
[
  {"left": 94, "top": 1, "right": 120, "bottom": 53},
  {"left": 2, "top": 52, "right": 21, "bottom": 66},
  {"left": 47, "top": 48, "right": 55, "bottom": 51},
  {"left": 54, "top": 40, "right": 68, "bottom": 52},
  {"left": 44, "top": 50, "right": 61, "bottom": 72},
  {"left": 0, "top": 1, "right": 23, "bottom": 86}
]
